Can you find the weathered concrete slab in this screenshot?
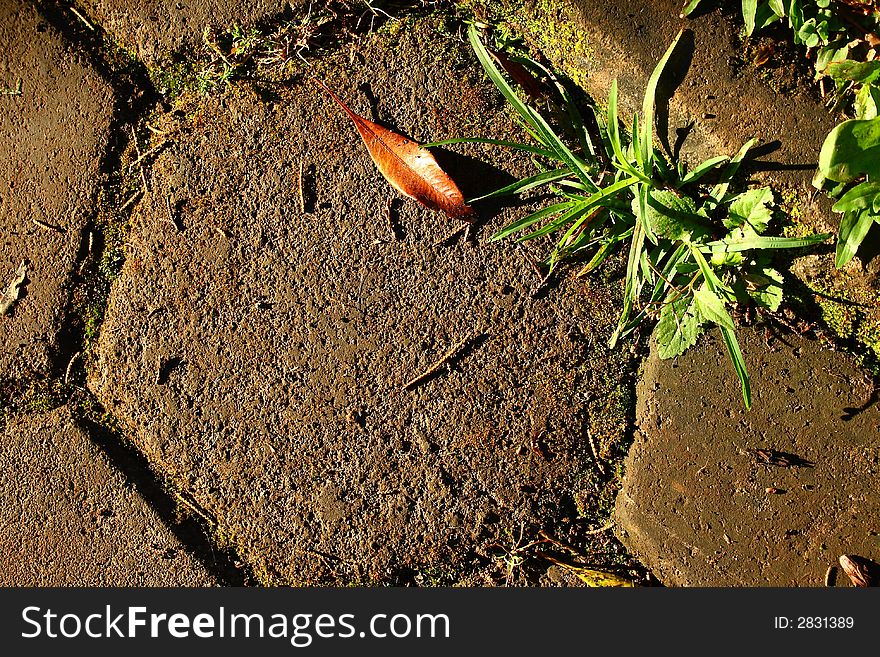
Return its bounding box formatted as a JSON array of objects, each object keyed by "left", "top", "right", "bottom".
[
  {"left": 0, "top": 407, "right": 216, "bottom": 585},
  {"left": 90, "top": 18, "right": 631, "bottom": 585},
  {"left": 79, "top": 0, "right": 296, "bottom": 66},
  {"left": 615, "top": 327, "right": 880, "bottom": 586},
  {"left": 0, "top": 0, "right": 115, "bottom": 381}
]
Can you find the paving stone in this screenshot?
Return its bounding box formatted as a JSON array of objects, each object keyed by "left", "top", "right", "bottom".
[
  {"left": 79, "top": 0, "right": 297, "bottom": 66},
  {"left": 0, "top": 407, "right": 216, "bottom": 585},
  {"left": 90, "top": 18, "right": 632, "bottom": 585},
  {"left": 614, "top": 327, "right": 880, "bottom": 586},
  {"left": 0, "top": 0, "right": 115, "bottom": 381}
]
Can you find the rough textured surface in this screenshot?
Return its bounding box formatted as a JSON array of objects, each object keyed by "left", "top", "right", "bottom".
[
  {"left": 79, "top": 0, "right": 296, "bottom": 66},
  {"left": 0, "top": 0, "right": 115, "bottom": 382},
  {"left": 615, "top": 327, "right": 880, "bottom": 586},
  {"left": 0, "top": 407, "right": 216, "bottom": 586},
  {"left": 90, "top": 19, "right": 632, "bottom": 585}
]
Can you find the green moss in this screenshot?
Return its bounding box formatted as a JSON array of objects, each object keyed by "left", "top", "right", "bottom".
[{"left": 459, "top": 0, "right": 596, "bottom": 89}]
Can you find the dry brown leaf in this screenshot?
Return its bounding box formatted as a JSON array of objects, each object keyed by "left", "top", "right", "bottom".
[
  {"left": 839, "top": 554, "right": 879, "bottom": 587},
  {"left": 315, "top": 78, "right": 474, "bottom": 221},
  {"left": 490, "top": 50, "right": 545, "bottom": 101},
  {"left": 0, "top": 260, "right": 27, "bottom": 316}
]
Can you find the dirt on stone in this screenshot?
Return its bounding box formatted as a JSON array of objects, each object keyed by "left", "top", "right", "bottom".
[
  {"left": 0, "top": 406, "right": 216, "bottom": 586},
  {"left": 89, "top": 16, "right": 636, "bottom": 585},
  {"left": 0, "top": 0, "right": 116, "bottom": 382},
  {"left": 615, "top": 326, "right": 880, "bottom": 587}
]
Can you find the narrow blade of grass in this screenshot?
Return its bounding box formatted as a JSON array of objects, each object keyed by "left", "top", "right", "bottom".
[
  {"left": 706, "top": 233, "right": 832, "bottom": 252},
  {"left": 469, "top": 168, "right": 571, "bottom": 203},
  {"left": 680, "top": 155, "right": 729, "bottom": 186},
  {"left": 423, "top": 137, "right": 557, "bottom": 160},
  {"left": 641, "top": 31, "right": 683, "bottom": 174},
  {"left": 711, "top": 138, "right": 757, "bottom": 201},
  {"left": 489, "top": 201, "right": 575, "bottom": 242}
]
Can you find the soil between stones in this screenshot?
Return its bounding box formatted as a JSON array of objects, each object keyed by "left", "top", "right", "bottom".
[{"left": 90, "top": 18, "right": 636, "bottom": 585}]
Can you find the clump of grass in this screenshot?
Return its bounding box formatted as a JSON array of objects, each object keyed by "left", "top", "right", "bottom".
[{"left": 434, "top": 25, "right": 831, "bottom": 407}]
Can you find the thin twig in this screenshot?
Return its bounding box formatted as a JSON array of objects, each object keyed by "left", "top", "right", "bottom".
[
  {"left": 584, "top": 520, "right": 614, "bottom": 535},
  {"left": 130, "top": 126, "right": 149, "bottom": 193},
  {"left": 128, "top": 140, "right": 167, "bottom": 170},
  {"left": 69, "top": 7, "right": 95, "bottom": 30},
  {"left": 298, "top": 161, "right": 306, "bottom": 214},
  {"left": 404, "top": 334, "right": 476, "bottom": 390},
  {"left": 119, "top": 190, "right": 143, "bottom": 212},
  {"left": 32, "top": 217, "right": 65, "bottom": 233},
  {"left": 64, "top": 351, "right": 82, "bottom": 385},
  {"left": 588, "top": 428, "right": 606, "bottom": 475}
]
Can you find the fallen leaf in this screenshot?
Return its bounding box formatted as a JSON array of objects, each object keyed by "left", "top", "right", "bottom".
[
  {"left": 0, "top": 260, "right": 27, "bottom": 316},
  {"left": 541, "top": 553, "right": 635, "bottom": 587},
  {"left": 314, "top": 78, "right": 474, "bottom": 221},
  {"left": 839, "top": 554, "right": 879, "bottom": 587}
]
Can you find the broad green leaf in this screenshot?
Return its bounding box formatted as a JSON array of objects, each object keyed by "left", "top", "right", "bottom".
[
  {"left": 855, "top": 84, "right": 880, "bottom": 121},
  {"left": 655, "top": 294, "right": 703, "bottom": 359},
  {"left": 694, "top": 285, "right": 736, "bottom": 330},
  {"left": 725, "top": 187, "right": 774, "bottom": 234},
  {"left": 831, "top": 181, "right": 880, "bottom": 214},
  {"left": 745, "top": 267, "right": 784, "bottom": 311},
  {"left": 639, "top": 190, "right": 707, "bottom": 242},
  {"left": 827, "top": 60, "right": 880, "bottom": 86},
  {"left": 835, "top": 210, "right": 875, "bottom": 268},
  {"left": 815, "top": 117, "right": 880, "bottom": 184}
]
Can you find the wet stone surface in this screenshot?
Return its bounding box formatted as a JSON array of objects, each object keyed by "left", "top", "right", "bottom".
[
  {"left": 615, "top": 327, "right": 880, "bottom": 586},
  {"left": 0, "top": 0, "right": 115, "bottom": 382},
  {"left": 90, "top": 19, "right": 633, "bottom": 585},
  {"left": 0, "top": 407, "right": 216, "bottom": 586}
]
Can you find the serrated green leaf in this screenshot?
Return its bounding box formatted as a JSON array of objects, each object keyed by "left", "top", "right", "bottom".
[
  {"left": 725, "top": 187, "right": 774, "bottom": 234},
  {"left": 745, "top": 267, "right": 784, "bottom": 311},
  {"left": 655, "top": 294, "right": 703, "bottom": 359},
  {"left": 694, "top": 285, "right": 735, "bottom": 330}
]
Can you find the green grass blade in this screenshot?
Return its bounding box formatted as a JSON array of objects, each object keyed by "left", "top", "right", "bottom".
[
  {"left": 690, "top": 245, "right": 751, "bottom": 408},
  {"left": 711, "top": 138, "right": 757, "bottom": 201},
  {"left": 468, "top": 168, "right": 571, "bottom": 203},
  {"left": 720, "top": 325, "right": 752, "bottom": 409},
  {"left": 609, "top": 221, "right": 647, "bottom": 348},
  {"left": 680, "top": 155, "right": 729, "bottom": 186},
  {"left": 489, "top": 201, "right": 575, "bottom": 242},
  {"left": 641, "top": 31, "right": 684, "bottom": 174},
  {"left": 520, "top": 201, "right": 592, "bottom": 242},
  {"left": 681, "top": 0, "right": 703, "bottom": 17},
  {"left": 423, "top": 137, "right": 557, "bottom": 160},
  {"left": 706, "top": 233, "right": 832, "bottom": 252}
]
